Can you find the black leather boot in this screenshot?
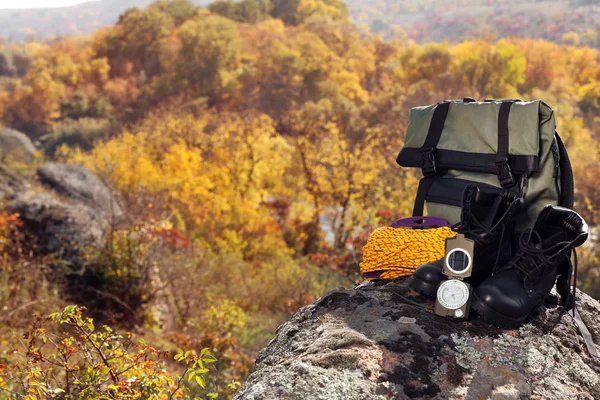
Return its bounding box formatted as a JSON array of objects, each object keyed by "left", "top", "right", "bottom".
[
  {"left": 408, "top": 185, "right": 521, "bottom": 296},
  {"left": 472, "top": 205, "right": 588, "bottom": 328}
]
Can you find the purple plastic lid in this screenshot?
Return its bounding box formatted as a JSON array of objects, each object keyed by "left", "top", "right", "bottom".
[
  {"left": 390, "top": 216, "right": 451, "bottom": 229},
  {"left": 361, "top": 271, "right": 383, "bottom": 279}
]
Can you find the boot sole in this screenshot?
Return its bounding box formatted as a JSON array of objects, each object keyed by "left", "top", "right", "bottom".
[
  {"left": 471, "top": 293, "right": 527, "bottom": 329},
  {"left": 408, "top": 276, "right": 439, "bottom": 297}
]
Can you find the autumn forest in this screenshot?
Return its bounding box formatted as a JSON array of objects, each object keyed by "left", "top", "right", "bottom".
[{"left": 0, "top": 0, "right": 599, "bottom": 398}]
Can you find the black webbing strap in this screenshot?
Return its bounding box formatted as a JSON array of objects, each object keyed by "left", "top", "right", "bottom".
[
  {"left": 571, "top": 308, "right": 600, "bottom": 359},
  {"left": 412, "top": 176, "right": 435, "bottom": 217},
  {"left": 555, "top": 274, "right": 599, "bottom": 359},
  {"left": 413, "top": 101, "right": 451, "bottom": 216},
  {"left": 496, "top": 101, "right": 516, "bottom": 188},
  {"left": 556, "top": 133, "right": 575, "bottom": 209},
  {"left": 419, "top": 101, "right": 451, "bottom": 177}
]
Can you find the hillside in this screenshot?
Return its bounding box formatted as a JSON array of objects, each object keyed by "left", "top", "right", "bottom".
[
  {"left": 1, "top": 0, "right": 600, "bottom": 46},
  {"left": 347, "top": 0, "right": 600, "bottom": 46},
  {"left": 0, "top": 0, "right": 210, "bottom": 41}
]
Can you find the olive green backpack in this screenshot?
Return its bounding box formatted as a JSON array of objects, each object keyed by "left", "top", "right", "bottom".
[{"left": 396, "top": 98, "right": 574, "bottom": 232}]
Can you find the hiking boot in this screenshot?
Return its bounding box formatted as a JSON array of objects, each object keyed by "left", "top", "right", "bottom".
[
  {"left": 472, "top": 205, "right": 588, "bottom": 329},
  {"left": 408, "top": 185, "right": 521, "bottom": 297}
]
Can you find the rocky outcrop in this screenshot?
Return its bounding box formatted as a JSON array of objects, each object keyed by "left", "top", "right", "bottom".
[
  {"left": 2, "top": 161, "right": 174, "bottom": 325},
  {"left": 236, "top": 279, "right": 600, "bottom": 400},
  {"left": 0, "top": 127, "right": 36, "bottom": 163},
  {"left": 0, "top": 163, "right": 27, "bottom": 201},
  {"left": 38, "top": 162, "right": 123, "bottom": 220},
  {"left": 0, "top": 162, "right": 119, "bottom": 267},
  {"left": 8, "top": 192, "right": 108, "bottom": 265}
]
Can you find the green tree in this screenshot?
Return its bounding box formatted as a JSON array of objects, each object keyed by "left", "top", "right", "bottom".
[
  {"left": 271, "top": 0, "right": 347, "bottom": 25},
  {"left": 152, "top": 0, "right": 198, "bottom": 25},
  {"left": 270, "top": 0, "right": 300, "bottom": 25},
  {"left": 101, "top": 6, "right": 174, "bottom": 78},
  {"left": 176, "top": 14, "right": 241, "bottom": 103},
  {"left": 0, "top": 49, "right": 16, "bottom": 77},
  {"left": 396, "top": 43, "right": 451, "bottom": 85},
  {"left": 209, "top": 0, "right": 271, "bottom": 23}
]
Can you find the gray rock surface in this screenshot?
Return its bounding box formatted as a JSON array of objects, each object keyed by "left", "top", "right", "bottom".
[
  {"left": 236, "top": 279, "right": 600, "bottom": 400},
  {"left": 0, "top": 127, "right": 36, "bottom": 162},
  {"left": 38, "top": 162, "right": 123, "bottom": 220},
  {"left": 0, "top": 163, "right": 27, "bottom": 200},
  {"left": 7, "top": 192, "right": 108, "bottom": 265}
]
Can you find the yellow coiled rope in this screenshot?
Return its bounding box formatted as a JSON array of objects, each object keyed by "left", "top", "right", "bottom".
[{"left": 360, "top": 226, "right": 457, "bottom": 280}]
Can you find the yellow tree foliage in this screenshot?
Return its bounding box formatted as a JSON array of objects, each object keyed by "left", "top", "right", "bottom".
[
  {"left": 564, "top": 46, "right": 600, "bottom": 87},
  {"left": 395, "top": 42, "right": 451, "bottom": 86},
  {"left": 7, "top": 60, "right": 66, "bottom": 134},
  {"left": 297, "top": 0, "right": 348, "bottom": 23},
  {"left": 451, "top": 39, "right": 526, "bottom": 98},
  {"left": 63, "top": 111, "right": 293, "bottom": 260},
  {"left": 2, "top": 4, "right": 599, "bottom": 233},
  {"left": 286, "top": 100, "right": 417, "bottom": 249},
  {"left": 578, "top": 80, "right": 600, "bottom": 115},
  {"left": 505, "top": 39, "right": 558, "bottom": 93},
  {"left": 562, "top": 31, "right": 581, "bottom": 46}
]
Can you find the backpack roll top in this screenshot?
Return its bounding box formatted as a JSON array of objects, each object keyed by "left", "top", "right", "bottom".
[{"left": 396, "top": 99, "right": 571, "bottom": 231}]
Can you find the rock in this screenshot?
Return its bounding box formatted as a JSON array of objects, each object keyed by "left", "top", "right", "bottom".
[
  {"left": 0, "top": 163, "right": 27, "bottom": 201},
  {"left": 0, "top": 127, "right": 36, "bottom": 163},
  {"left": 37, "top": 163, "right": 123, "bottom": 221},
  {"left": 236, "top": 279, "right": 600, "bottom": 400},
  {"left": 7, "top": 192, "right": 108, "bottom": 265}
]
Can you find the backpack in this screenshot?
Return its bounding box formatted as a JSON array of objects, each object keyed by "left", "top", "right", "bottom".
[{"left": 396, "top": 98, "right": 574, "bottom": 232}]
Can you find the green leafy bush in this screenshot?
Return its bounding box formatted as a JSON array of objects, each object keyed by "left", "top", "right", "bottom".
[
  {"left": 0, "top": 305, "right": 225, "bottom": 399},
  {"left": 43, "top": 118, "right": 112, "bottom": 157}
]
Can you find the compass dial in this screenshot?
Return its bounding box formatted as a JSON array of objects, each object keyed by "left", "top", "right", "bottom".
[{"left": 436, "top": 280, "right": 470, "bottom": 310}]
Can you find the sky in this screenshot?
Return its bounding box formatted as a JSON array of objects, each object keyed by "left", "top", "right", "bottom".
[{"left": 0, "top": 0, "right": 92, "bottom": 8}]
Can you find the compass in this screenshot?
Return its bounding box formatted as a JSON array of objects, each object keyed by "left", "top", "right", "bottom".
[
  {"left": 434, "top": 280, "right": 472, "bottom": 319},
  {"left": 436, "top": 280, "right": 470, "bottom": 310},
  {"left": 434, "top": 233, "right": 475, "bottom": 320}
]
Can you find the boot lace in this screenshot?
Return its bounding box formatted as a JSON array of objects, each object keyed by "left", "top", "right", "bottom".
[
  {"left": 451, "top": 207, "right": 504, "bottom": 246},
  {"left": 451, "top": 207, "right": 506, "bottom": 270},
  {"left": 502, "top": 230, "right": 572, "bottom": 284}
]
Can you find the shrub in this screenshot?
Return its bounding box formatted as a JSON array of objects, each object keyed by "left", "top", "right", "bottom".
[
  {"left": 66, "top": 222, "right": 166, "bottom": 326},
  {"left": 60, "top": 91, "right": 114, "bottom": 121},
  {"left": 43, "top": 118, "right": 112, "bottom": 157},
  {"left": 0, "top": 305, "right": 223, "bottom": 399},
  {"left": 0, "top": 213, "right": 64, "bottom": 333}
]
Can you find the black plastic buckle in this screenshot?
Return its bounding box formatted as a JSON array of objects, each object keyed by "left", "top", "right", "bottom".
[
  {"left": 420, "top": 148, "right": 437, "bottom": 177},
  {"left": 496, "top": 158, "right": 516, "bottom": 188}
]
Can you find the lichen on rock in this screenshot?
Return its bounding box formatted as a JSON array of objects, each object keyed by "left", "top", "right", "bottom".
[{"left": 236, "top": 279, "right": 600, "bottom": 400}]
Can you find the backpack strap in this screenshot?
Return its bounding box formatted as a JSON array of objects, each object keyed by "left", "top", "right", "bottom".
[
  {"left": 496, "top": 100, "right": 517, "bottom": 188},
  {"left": 412, "top": 176, "right": 435, "bottom": 216},
  {"left": 412, "top": 101, "right": 451, "bottom": 216},
  {"left": 556, "top": 132, "right": 574, "bottom": 209},
  {"left": 419, "top": 101, "right": 451, "bottom": 177}
]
